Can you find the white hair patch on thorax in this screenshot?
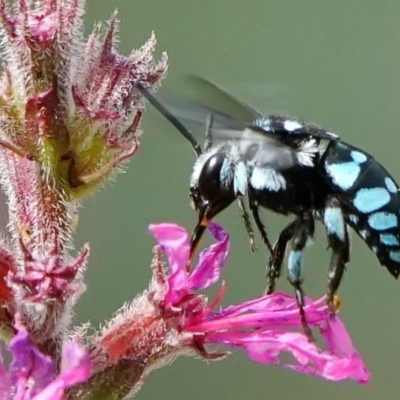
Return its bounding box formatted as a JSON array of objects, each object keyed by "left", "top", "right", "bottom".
[
  {"left": 250, "top": 167, "right": 286, "bottom": 192},
  {"left": 296, "top": 138, "right": 318, "bottom": 167},
  {"left": 233, "top": 161, "right": 248, "bottom": 196}
]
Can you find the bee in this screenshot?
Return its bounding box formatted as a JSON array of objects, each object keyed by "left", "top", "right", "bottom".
[{"left": 137, "top": 78, "right": 400, "bottom": 339}]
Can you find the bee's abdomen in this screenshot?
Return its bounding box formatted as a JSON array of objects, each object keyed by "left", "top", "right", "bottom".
[{"left": 322, "top": 141, "right": 400, "bottom": 278}]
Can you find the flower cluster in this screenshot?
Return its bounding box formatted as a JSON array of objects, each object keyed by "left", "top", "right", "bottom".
[
  {"left": 0, "top": 1, "right": 371, "bottom": 399},
  {"left": 92, "top": 222, "right": 369, "bottom": 393},
  {"left": 1, "top": 222, "right": 369, "bottom": 399},
  {"left": 0, "top": 0, "right": 166, "bottom": 351}
]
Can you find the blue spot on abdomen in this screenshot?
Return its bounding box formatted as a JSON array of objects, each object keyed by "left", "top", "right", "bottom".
[
  {"left": 353, "top": 188, "right": 391, "bottom": 213},
  {"left": 389, "top": 250, "right": 400, "bottom": 263},
  {"left": 368, "top": 212, "right": 398, "bottom": 230},
  {"left": 380, "top": 233, "right": 399, "bottom": 246},
  {"left": 325, "top": 162, "right": 360, "bottom": 190},
  {"left": 385, "top": 177, "right": 398, "bottom": 194},
  {"left": 350, "top": 150, "right": 367, "bottom": 164}
]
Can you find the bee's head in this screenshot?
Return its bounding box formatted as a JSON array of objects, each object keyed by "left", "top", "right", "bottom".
[{"left": 189, "top": 149, "right": 239, "bottom": 258}]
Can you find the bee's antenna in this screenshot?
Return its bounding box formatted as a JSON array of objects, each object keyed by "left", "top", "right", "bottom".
[
  {"left": 136, "top": 83, "right": 202, "bottom": 157},
  {"left": 204, "top": 113, "right": 214, "bottom": 152}
]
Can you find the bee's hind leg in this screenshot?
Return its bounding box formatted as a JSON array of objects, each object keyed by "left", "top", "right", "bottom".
[
  {"left": 285, "top": 212, "right": 315, "bottom": 341},
  {"left": 323, "top": 197, "right": 350, "bottom": 317}
]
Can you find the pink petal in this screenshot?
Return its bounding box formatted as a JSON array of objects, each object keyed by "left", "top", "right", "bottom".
[
  {"left": 319, "top": 317, "right": 370, "bottom": 383},
  {"left": 197, "top": 292, "right": 370, "bottom": 384},
  {"left": 189, "top": 222, "right": 229, "bottom": 290},
  {"left": 209, "top": 329, "right": 370, "bottom": 384},
  {"left": 32, "top": 342, "right": 91, "bottom": 400},
  {"left": 217, "top": 292, "right": 306, "bottom": 317},
  {"left": 60, "top": 342, "right": 91, "bottom": 386},
  {"left": 149, "top": 223, "right": 190, "bottom": 304},
  {"left": 188, "top": 293, "right": 327, "bottom": 332},
  {"left": 0, "top": 357, "right": 10, "bottom": 400},
  {"left": 9, "top": 318, "right": 55, "bottom": 392}
]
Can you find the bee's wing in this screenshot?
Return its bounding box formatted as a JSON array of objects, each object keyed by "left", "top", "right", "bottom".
[
  {"left": 183, "top": 75, "right": 264, "bottom": 122},
  {"left": 167, "top": 97, "right": 308, "bottom": 170},
  {"left": 138, "top": 76, "right": 336, "bottom": 166},
  {"left": 157, "top": 93, "right": 289, "bottom": 161},
  {"left": 164, "top": 75, "right": 341, "bottom": 141},
  {"left": 156, "top": 75, "right": 262, "bottom": 136},
  {"left": 156, "top": 92, "right": 248, "bottom": 133}
]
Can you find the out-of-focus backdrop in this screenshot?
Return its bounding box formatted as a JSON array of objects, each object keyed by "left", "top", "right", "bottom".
[{"left": 75, "top": 1, "right": 400, "bottom": 399}]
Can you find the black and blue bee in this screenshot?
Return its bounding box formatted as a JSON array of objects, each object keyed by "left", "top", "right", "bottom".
[{"left": 137, "top": 78, "right": 400, "bottom": 339}]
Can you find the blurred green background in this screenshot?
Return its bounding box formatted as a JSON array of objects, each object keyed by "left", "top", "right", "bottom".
[{"left": 77, "top": 1, "right": 400, "bottom": 399}]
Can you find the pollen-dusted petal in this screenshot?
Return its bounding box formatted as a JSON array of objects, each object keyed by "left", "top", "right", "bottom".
[{"left": 189, "top": 222, "right": 229, "bottom": 290}]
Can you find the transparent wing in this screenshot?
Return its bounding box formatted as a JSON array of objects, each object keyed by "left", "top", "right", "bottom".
[
  {"left": 155, "top": 75, "right": 262, "bottom": 136},
  {"left": 137, "top": 76, "right": 339, "bottom": 160},
  {"left": 156, "top": 92, "right": 247, "bottom": 132},
  {"left": 181, "top": 75, "right": 263, "bottom": 122}
]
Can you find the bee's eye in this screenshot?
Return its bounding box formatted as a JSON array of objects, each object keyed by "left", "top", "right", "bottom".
[
  {"left": 200, "top": 153, "right": 224, "bottom": 183},
  {"left": 198, "top": 153, "right": 227, "bottom": 201}
]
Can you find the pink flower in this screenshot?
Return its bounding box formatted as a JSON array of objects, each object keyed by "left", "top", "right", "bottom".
[
  {"left": 0, "top": 315, "right": 90, "bottom": 400},
  {"left": 148, "top": 222, "right": 370, "bottom": 383},
  {"left": 94, "top": 222, "right": 369, "bottom": 394}
]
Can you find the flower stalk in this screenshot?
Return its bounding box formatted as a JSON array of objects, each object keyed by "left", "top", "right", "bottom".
[{"left": 0, "top": 0, "right": 167, "bottom": 368}]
